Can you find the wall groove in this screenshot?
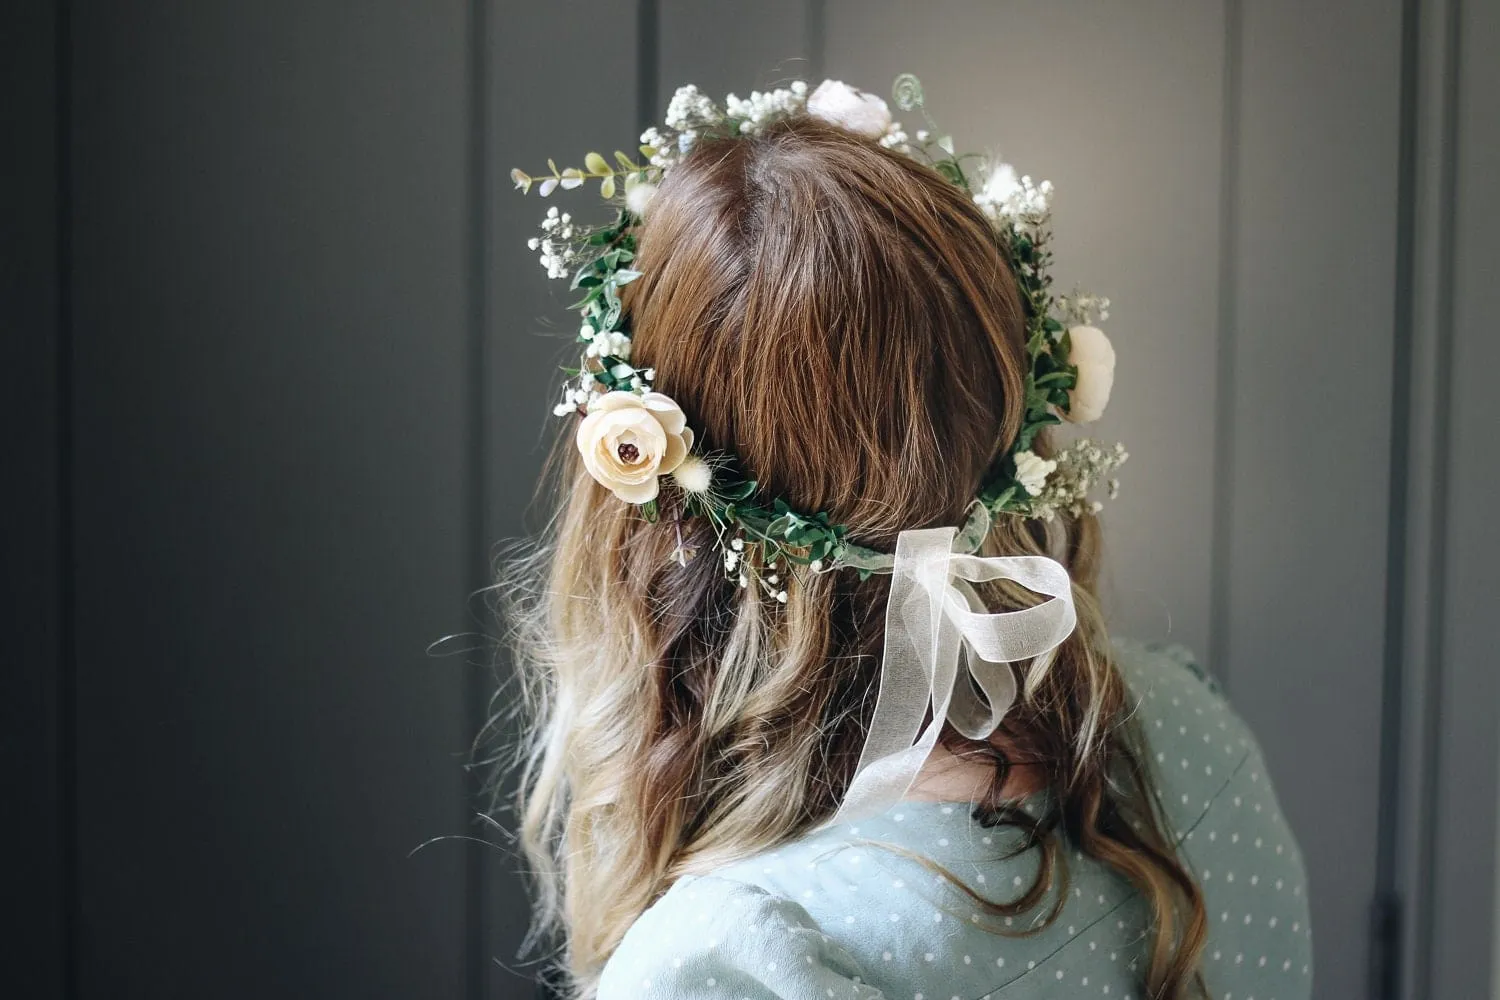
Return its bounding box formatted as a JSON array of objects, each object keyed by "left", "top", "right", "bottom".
[
  {"left": 1208, "top": 0, "right": 1242, "bottom": 696},
  {"left": 55, "top": 0, "right": 77, "bottom": 995},
  {"left": 1411, "top": 0, "right": 1463, "bottom": 993},
  {"left": 465, "top": 2, "right": 490, "bottom": 997}
]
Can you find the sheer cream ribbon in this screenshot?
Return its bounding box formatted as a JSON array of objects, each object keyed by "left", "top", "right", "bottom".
[{"left": 826, "top": 524, "right": 1079, "bottom": 827}]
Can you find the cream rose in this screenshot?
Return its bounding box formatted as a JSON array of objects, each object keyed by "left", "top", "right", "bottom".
[
  {"left": 576, "top": 391, "right": 694, "bottom": 503},
  {"left": 1063, "top": 325, "right": 1116, "bottom": 423},
  {"left": 806, "top": 79, "right": 892, "bottom": 139}
]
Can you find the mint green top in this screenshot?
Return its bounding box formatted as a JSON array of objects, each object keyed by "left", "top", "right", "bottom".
[{"left": 598, "top": 641, "right": 1312, "bottom": 1000}]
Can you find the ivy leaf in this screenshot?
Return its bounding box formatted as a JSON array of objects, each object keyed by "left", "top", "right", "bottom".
[{"left": 720, "top": 480, "right": 757, "bottom": 501}]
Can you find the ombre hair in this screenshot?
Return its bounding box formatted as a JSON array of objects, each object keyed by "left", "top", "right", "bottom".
[{"left": 496, "top": 117, "right": 1208, "bottom": 999}]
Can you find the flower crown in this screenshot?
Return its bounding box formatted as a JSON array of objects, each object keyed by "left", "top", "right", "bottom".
[{"left": 512, "top": 75, "right": 1126, "bottom": 595}]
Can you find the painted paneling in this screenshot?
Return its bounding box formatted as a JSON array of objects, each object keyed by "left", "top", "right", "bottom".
[
  {"left": 823, "top": 0, "right": 1227, "bottom": 658},
  {"left": 1432, "top": 0, "right": 1500, "bottom": 994},
  {"left": 1226, "top": 3, "right": 1404, "bottom": 996},
  {"left": 483, "top": 4, "right": 644, "bottom": 995},
  {"left": 658, "top": 0, "right": 816, "bottom": 100},
  {"left": 68, "top": 3, "right": 474, "bottom": 996},
  {"left": 1, "top": 2, "right": 65, "bottom": 997}
]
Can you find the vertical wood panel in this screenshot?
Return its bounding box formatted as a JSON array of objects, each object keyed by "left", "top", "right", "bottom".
[
  {"left": 69, "top": 4, "right": 473, "bottom": 996},
  {"left": 0, "top": 2, "right": 65, "bottom": 998},
  {"left": 823, "top": 0, "right": 1226, "bottom": 658},
  {"left": 483, "top": 3, "right": 642, "bottom": 994},
  {"left": 1431, "top": 0, "right": 1500, "bottom": 993},
  {"left": 1227, "top": 2, "right": 1404, "bottom": 996}
]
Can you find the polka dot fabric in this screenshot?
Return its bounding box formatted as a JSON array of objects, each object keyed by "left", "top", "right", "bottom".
[{"left": 597, "top": 640, "right": 1312, "bottom": 999}]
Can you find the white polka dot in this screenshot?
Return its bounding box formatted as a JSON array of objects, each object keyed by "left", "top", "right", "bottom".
[
  {"left": 706, "top": 977, "right": 716, "bottom": 986},
  {"left": 845, "top": 915, "right": 855, "bottom": 924},
  {"left": 996, "top": 957, "right": 1005, "bottom": 968},
  {"left": 938, "top": 838, "right": 949, "bottom": 846},
  {"left": 924, "top": 952, "right": 935, "bottom": 962},
  {"left": 889, "top": 913, "right": 899, "bottom": 922},
  {"left": 1056, "top": 970, "right": 1065, "bottom": 980},
  {"left": 882, "top": 951, "right": 892, "bottom": 962},
  {"left": 963, "top": 955, "right": 971, "bottom": 965}
]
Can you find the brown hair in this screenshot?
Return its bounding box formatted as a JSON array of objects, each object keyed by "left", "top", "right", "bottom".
[{"left": 499, "top": 116, "right": 1208, "bottom": 998}]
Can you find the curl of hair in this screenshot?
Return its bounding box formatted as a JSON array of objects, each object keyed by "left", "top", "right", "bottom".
[{"left": 493, "top": 117, "right": 1208, "bottom": 999}]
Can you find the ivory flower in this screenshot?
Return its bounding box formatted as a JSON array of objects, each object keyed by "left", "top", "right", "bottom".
[
  {"left": 1013, "top": 450, "right": 1057, "bottom": 497},
  {"left": 1063, "top": 325, "right": 1116, "bottom": 423},
  {"left": 806, "top": 79, "right": 892, "bottom": 139},
  {"left": 576, "top": 391, "right": 694, "bottom": 503}
]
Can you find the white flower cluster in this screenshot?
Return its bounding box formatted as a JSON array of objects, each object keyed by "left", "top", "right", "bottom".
[
  {"left": 638, "top": 126, "right": 677, "bottom": 168},
  {"left": 1056, "top": 289, "right": 1112, "bottom": 326},
  {"left": 526, "top": 206, "right": 576, "bottom": 279},
  {"left": 663, "top": 84, "right": 723, "bottom": 131},
  {"left": 723, "top": 537, "right": 788, "bottom": 602},
  {"left": 584, "top": 328, "right": 631, "bottom": 360},
  {"left": 724, "top": 81, "right": 808, "bottom": 134},
  {"left": 551, "top": 372, "right": 596, "bottom": 416},
  {"left": 1029, "top": 439, "right": 1129, "bottom": 521},
  {"left": 1012, "top": 450, "right": 1057, "bottom": 496},
  {"left": 878, "top": 123, "right": 911, "bottom": 152},
  {"left": 973, "top": 161, "right": 1053, "bottom": 235}
]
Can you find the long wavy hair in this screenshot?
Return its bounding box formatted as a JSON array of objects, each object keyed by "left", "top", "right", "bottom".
[{"left": 496, "top": 116, "right": 1208, "bottom": 999}]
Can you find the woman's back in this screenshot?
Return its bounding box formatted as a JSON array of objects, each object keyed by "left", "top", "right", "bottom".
[{"left": 599, "top": 642, "right": 1311, "bottom": 999}]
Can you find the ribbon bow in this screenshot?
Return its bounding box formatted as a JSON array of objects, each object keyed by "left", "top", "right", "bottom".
[{"left": 827, "top": 525, "right": 1078, "bottom": 826}]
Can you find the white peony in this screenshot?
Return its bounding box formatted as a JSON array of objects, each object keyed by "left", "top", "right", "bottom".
[
  {"left": 576, "top": 391, "right": 694, "bottom": 504},
  {"left": 805, "top": 79, "right": 892, "bottom": 139},
  {"left": 1063, "top": 325, "right": 1116, "bottom": 423},
  {"left": 1013, "top": 450, "right": 1057, "bottom": 497}
]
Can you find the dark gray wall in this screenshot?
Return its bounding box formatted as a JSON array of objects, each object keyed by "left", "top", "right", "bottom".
[
  {"left": 3, "top": 1, "right": 65, "bottom": 997},
  {"left": 7, "top": 2, "right": 1495, "bottom": 999}
]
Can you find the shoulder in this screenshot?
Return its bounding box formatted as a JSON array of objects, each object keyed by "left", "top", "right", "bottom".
[{"left": 598, "top": 874, "right": 886, "bottom": 1000}]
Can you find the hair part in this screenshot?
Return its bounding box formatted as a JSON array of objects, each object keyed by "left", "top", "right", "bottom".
[{"left": 495, "top": 116, "right": 1208, "bottom": 999}]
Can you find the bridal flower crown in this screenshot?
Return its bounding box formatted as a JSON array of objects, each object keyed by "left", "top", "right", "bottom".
[{"left": 512, "top": 75, "right": 1127, "bottom": 596}]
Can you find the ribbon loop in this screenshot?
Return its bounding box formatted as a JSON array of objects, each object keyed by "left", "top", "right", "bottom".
[{"left": 826, "top": 526, "right": 1078, "bottom": 826}]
